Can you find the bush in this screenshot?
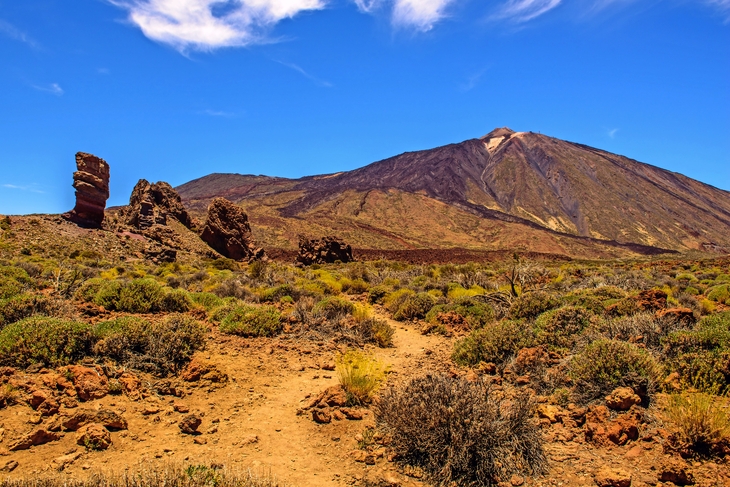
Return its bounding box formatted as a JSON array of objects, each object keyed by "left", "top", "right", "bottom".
[
  {"left": 259, "top": 284, "right": 296, "bottom": 303},
  {"left": 452, "top": 320, "right": 534, "bottom": 367},
  {"left": 116, "top": 279, "right": 163, "bottom": 313},
  {"left": 392, "top": 292, "right": 435, "bottom": 321},
  {"left": 375, "top": 375, "right": 547, "bottom": 486},
  {"left": 0, "top": 317, "right": 93, "bottom": 368},
  {"left": 534, "top": 305, "right": 591, "bottom": 352},
  {"left": 569, "top": 339, "right": 661, "bottom": 403},
  {"left": 355, "top": 317, "right": 395, "bottom": 348},
  {"left": 313, "top": 296, "right": 355, "bottom": 321},
  {"left": 509, "top": 291, "right": 557, "bottom": 320},
  {"left": 190, "top": 292, "right": 224, "bottom": 310},
  {"left": 0, "top": 293, "right": 53, "bottom": 329},
  {"left": 663, "top": 393, "right": 730, "bottom": 458},
  {"left": 367, "top": 285, "right": 389, "bottom": 304},
  {"left": 158, "top": 288, "right": 192, "bottom": 312},
  {"left": 219, "top": 304, "right": 282, "bottom": 337},
  {"left": 93, "top": 280, "right": 124, "bottom": 310},
  {"left": 336, "top": 350, "right": 386, "bottom": 405},
  {"left": 75, "top": 278, "right": 107, "bottom": 303},
  {"left": 707, "top": 284, "right": 730, "bottom": 304},
  {"left": 383, "top": 288, "right": 415, "bottom": 315},
  {"left": 94, "top": 314, "right": 206, "bottom": 375},
  {"left": 425, "top": 297, "right": 494, "bottom": 329}
]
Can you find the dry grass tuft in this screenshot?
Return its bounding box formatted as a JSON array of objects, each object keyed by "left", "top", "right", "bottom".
[
  {"left": 336, "top": 350, "right": 387, "bottom": 406},
  {"left": 663, "top": 393, "right": 730, "bottom": 457}
]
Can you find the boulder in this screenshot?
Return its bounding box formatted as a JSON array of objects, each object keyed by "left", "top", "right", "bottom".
[
  {"left": 658, "top": 458, "right": 695, "bottom": 485},
  {"left": 605, "top": 387, "right": 642, "bottom": 411},
  {"left": 312, "top": 409, "right": 332, "bottom": 424},
  {"left": 65, "top": 365, "right": 108, "bottom": 401},
  {"left": 120, "top": 179, "right": 193, "bottom": 230},
  {"left": 76, "top": 423, "right": 111, "bottom": 450},
  {"left": 9, "top": 428, "right": 61, "bottom": 451},
  {"left": 63, "top": 152, "right": 110, "bottom": 228},
  {"left": 296, "top": 235, "right": 353, "bottom": 266},
  {"left": 178, "top": 414, "right": 202, "bottom": 434},
  {"left": 656, "top": 307, "right": 696, "bottom": 326},
  {"left": 200, "top": 198, "right": 264, "bottom": 261}
]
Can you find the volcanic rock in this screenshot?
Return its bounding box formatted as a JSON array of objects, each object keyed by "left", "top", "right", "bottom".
[
  {"left": 178, "top": 414, "right": 202, "bottom": 434},
  {"left": 76, "top": 423, "right": 111, "bottom": 450},
  {"left": 200, "top": 197, "right": 264, "bottom": 261},
  {"left": 62, "top": 152, "right": 110, "bottom": 228},
  {"left": 296, "top": 235, "right": 353, "bottom": 265},
  {"left": 120, "top": 179, "right": 194, "bottom": 230}
]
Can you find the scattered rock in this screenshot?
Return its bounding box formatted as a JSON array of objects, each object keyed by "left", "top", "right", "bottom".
[
  {"left": 9, "top": 428, "right": 62, "bottom": 451},
  {"left": 179, "top": 414, "right": 202, "bottom": 434},
  {"left": 118, "top": 373, "right": 142, "bottom": 399},
  {"left": 65, "top": 365, "right": 109, "bottom": 401},
  {"left": 173, "top": 402, "right": 190, "bottom": 413},
  {"left": 62, "top": 152, "right": 110, "bottom": 228},
  {"left": 605, "top": 387, "right": 642, "bottom": 411},
  {"left": 340, "top": 407, "right": 365, "bottom": 420},
  {"left": 296, "top": 235, "right": 353, "bottom": 266},
  {"left": 1, "top": 459, "right": 18, "bottom": 472},
  {"left": 76, "top": 423, "right": 111, "bottom": 450},
  {"left": 52, "top": 451, "right": 83, "bottom": 471},
  {"left": 200, "top": 197, "right": 264, "bottom": 261},
  {"left": 309, "top": 385, "right": 348, "bottom": 409},
  {"left": 510, "top": 474, "right": 525, "bottom": 486},
  {"left": 594, "top": 466, "right": 632, "bottom": 487},
  {"left": 537, "top": 404, "right": 564, "bottom": 424},
  {"left": 312, "top": 409, "right": 332, "bottom": 424},
  {"left": 658, "top": 457, "right": 695, "bottom": 485}
]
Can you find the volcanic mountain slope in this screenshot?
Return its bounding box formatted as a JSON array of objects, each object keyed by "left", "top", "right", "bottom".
[{"left": 177, "top": 128, "right": 730, "bottom": 256}]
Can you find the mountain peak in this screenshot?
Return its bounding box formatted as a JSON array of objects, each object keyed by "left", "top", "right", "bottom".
[{"left": 481, "top": 127, "right": 516, "bottom": 140}]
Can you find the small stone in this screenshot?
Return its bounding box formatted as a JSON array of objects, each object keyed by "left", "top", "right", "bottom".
[
  {"left": 173, "top": 402, "right": 190, "bottom": 413},
  {"left": 510, "top": 474, "right": 525, "bottom": 486},
  {"left": 594, "top": 466, "right": 632, "bottom": 487},
  {"left": 605, "top": 387, "right": 642, "bottom": 411},
  {"left": 1, "top": 460, "right": 18, "bottom": 472},
  {"left": 312, "top": 409, "right": 332, "bottom": 424},
  {"left": 178, "top": 414, "right": 202, "bottom": 434},
  {"left": 658, "top": 458, "right": 694, "bottom": 486}
]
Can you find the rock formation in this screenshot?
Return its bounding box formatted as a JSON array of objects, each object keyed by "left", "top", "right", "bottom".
[
  {"left": 296, "top": 236, "right": 353, "bottom": 266},
  {"left": 200, "top": 198, "right": 264, "bottom": 261},
  {"left": 63, "top": 152, "right": 110, "bottom": 228},
  {"left": 119, "top": 180, "right": 193, "bottom": 230}
]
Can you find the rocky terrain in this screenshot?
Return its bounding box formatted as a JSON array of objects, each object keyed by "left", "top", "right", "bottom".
[{"left": 177, "top": 128, "right": 730, "bottom": 256}]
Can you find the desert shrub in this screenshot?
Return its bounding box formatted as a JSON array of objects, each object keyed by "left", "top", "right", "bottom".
[
  {"left": 392, "top": 292, "right": 435, "bottom": 321},
  {"left": 313, "top": 296, "right": 355, "bottom": 320},
  {"left": 355, "top": 317, "right": 395, "bottom": 348},
  {"left": 367, "top": 285, "right": 389, "bottom": 304},
  {"left": 0, "top": 317, "right": 93, "bottom": 368},
  {"left": 219, "top": 304, "right": 282, "bottom": 337},
  {"left": 533, "top": 305, "right": 591, "bottom": 352},
  {"left": 0, "top": 265, "right": 32, "bottom": 286},
  {"left": 426, "top": 297, "right": 495, "bottom": 329},
  {"left": 0, "top": 293, "right": 55, "bottom": 329},
  {"left": 509, "top": 291, "right": 557, "bottom": 320},
  {"left": 116, "top": 279, "right": 163, "bottom": 313},
  {"left": 597, "top": 312, "right": 690, "bottom": 350},
  {"left": 375, "top": 374, "right": 547, "bottom": 486},
  {"left": 158, "top": 289, "right": 193, "bottom": 312},
  {"left": 190, "top": 292, "right": 224, "bottom": 310},
  {"left": 452, "top": 320, "right": 534, "bottom": 367},
  {"left": 0, "top": 383, "right": 19, "bottom": 408},
  {"left": 663, "top": 393, "right": 730, "bottom": 458},
  {"left": 707, "top": 284, "right": 730, "bottom": 304},
  {"left": 685, "top": 286, "right": 700, "bottom": 296},
  {"left": 569, "top": 339, "right": 661, "bottom": 403},
  {"left": 604, "top": 297, "right": 641, "bottom": 317},
  {"left": 662, "top": 312, "right": 730, "bottom": 394},
  {"left": 93, "top": 280, "right": 124, "bottom": 309},
  {"left": 558, "top": 292, "right": 605, "bottom": 315},
  {"left": 0, "top": 276, "right": 22, "bottom": 300},
  {"left": 383, "top": 288, "right": 415, "bottom": 315},
  {"left": 75, "top": 277, "right": 107, "bottom": 303},
  {"left": 259, "top": 284, "right": 296, "bottom": 302},
  {"left": 94, "top": 314, "right": 206, "bottom": 375},
  {"left": 211, "top": 257, "right": 238, "bottom": 271},
  {"left": 341, "top": 278, "right": 369, "bottom": 294},
  {"left": 212, "top": 278, "right": 252, "bottom": 300},
  {"left": 336, "top": 350, "right": 386, "bottom": 405},
  {"left": 583, "top": 286, "right": 629, "bottom": 301}
]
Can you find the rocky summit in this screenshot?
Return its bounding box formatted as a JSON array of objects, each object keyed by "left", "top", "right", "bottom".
[
  {"left": 62, "top": 152, "right": 110, "bottom": 228},
  {"left": 119, "top": 179, "right": 194, "bottom": 231}
]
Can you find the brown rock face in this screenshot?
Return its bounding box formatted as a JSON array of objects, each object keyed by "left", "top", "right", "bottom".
[
  {"left": 296, "top": 235, "right": 353, "bottom": 266},
  {"left": 63, "top": 152, "right": 110, "bottom": 228},
  {"left": 120, "top": 179, "right": 193, "bottom": 230},
  {"left": 200, "top": 198, "right": 264, "bottom": 261}
]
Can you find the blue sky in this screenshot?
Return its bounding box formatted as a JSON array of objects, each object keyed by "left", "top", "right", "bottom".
[{"left": 1, "top": 0, "right": 728, "bottom": 215}]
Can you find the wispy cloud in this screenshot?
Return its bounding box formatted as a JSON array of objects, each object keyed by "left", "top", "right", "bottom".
[
  {"left": 494, "top": 0, "right": 562, "bottom": 22},
  {"left": 108, "top": 0, "right": 326, "bottom": 52},
  {"left": 276, "top": 60, "right": 333, "bottom": 87},
  {"left": 0, "top": 19, "right": 40, "bottom": 49},
  {"left": 392, "top": 0, "right": 457, "bottom": 30},
  {"left": 460, "top": 68, "right": 486, "bottom": 91},
  {"left": 200, "top": 109, "right": 237, "bottom": 117},
  {"left": 32, "top": 83, "right": 64, "bottom": 96},
  {"left": 706, "top": 0, "right": 730, "bottom": 22},
  {"left": 97, "top": 68, "right": 111, "bottom": 75},
  {"left": 608, "top": 128, "right": 619, "bottom": 138},
  {"left": 2, "top": 184, "right": 45, "bottom": 194}
]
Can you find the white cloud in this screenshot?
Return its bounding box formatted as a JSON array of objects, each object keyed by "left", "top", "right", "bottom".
[
  {"left": 109, "top": 0, "right": 326, "bottom": 52},
  {"left": 276, "top": 60, "right": 333, "bottom": 87},
  {"left": 200, "top": 109, "right": 237, "bottom": 117},
  {"left": 353, "top": 0, "right": 382, "bottom": 13},
  {"left": 608, "top": 128, "right": 619, "bottom": 138},
  {"left": 0, "top": 19, "right": 40, "bottom": 48},
  {"left": 494, "top": 0, "right": 561, "bottom": 22},
  {"left": 392, "top": 0, "right": 457, "bottom": 30},
  {"left": 32, "top": 83, "right": 64, "bottom": 96},
  {"left": 2, "top": 184, "right": 45, "bottom": 194},
  {"left": 706, "top": 0, "right": 730, "bottom": 22}
]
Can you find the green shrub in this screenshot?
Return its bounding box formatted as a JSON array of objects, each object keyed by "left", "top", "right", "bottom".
[
  {"left": 341, "top": 278, "right": 369, "bottom": 294},
  {"left": 93, "top": 280, "right": 124, "bottom": 310},
  {"left": 425, "top": 297, "right": 495, "bottom": 329},
  {"left": 452, "top": 320, "right": 534, "bottom": 367},
  {"left": 604, "top": 297, "right": 640, "bottom": 317},
  {"left": 147, "top": 314, "right": 207, "bottom": 373},
  {"left": 393, "top": 292, "right": 435, "bottom": 321},
  {"left": 375, "top": 375, "right": 547, "bottom": 486},
  {"left": 0, "top": 317, "right": 93, "bottom": 368},
  {"left": 0, "top": 293, "right": 52, "bottom": 329},
  {"left": 219, "top": 304, "right": 282, "bottom": 337},
  {"left": 509, "top": 291, "right": 557, "bottom": 320},
  {"left": 558, "top": 292, "right": 605, "bottom": 315},
  {"left": 211, "top": 257, "right": 238, "bottom": 271},
  {"left": 367, "top": 285, "right": 389, "bottom": 304},
  {"left": 383, "top": 288, "right": 415, "bottom": 315},
  {"left": 74, "top": 278, "right": 107, "bottom": 303},
  {"left": 663, "top": 393, "right": 730, "bottom": 458},
  {"left": 259, "top": 284, "right": 296, "bottom": 302},
  {"left": 190, "top": 292, "right": 224, "bottom": 310},
  {"left": 158, "top": 288, "right": 192, "bottom": 312},
  {"left": 707, "top": 284, "right": 730, "bottom": 304},
  {"left": 355, "top": 317, "right": 395, "bottom": 348},
  {"left": 313, "top": 296, "right": 355, "bottom": 320},
  {"left": 93, "top": 316, "right": 151, "bottom": 359},
  {"left": 569, "top": 339, "right": 661, "bottom": 403},
  {"left": 0, "top": 277, "right": 22, "bottom": 300},
  {"left": 534, "top": 306, "right": 591, "bottom": 352},
  {"left": 116, "top": 279, "right": 163, "bottom": 313},
  {"left": 336, "top": 350, "right": 386, "bottom": 405}
]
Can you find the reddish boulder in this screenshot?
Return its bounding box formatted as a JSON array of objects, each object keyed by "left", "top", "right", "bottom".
[
  {"left": 65, "top": 365, "right": 108, "bottom": 401},
  {"left": 594, "top": 466, "right": 632, "bottom": 487},
  {"left": 635, "top": 289, "right": 667, "bottom": 311},
  {"left": 605, "top": 387, "right": 642, "bottom": 411},
  {"left": 312, "top": 409, "right": 332, "bottom": 424},
  {"left": 9, "top": 428, "right": 61, "bottom": 451},
  {"left": 76, "top": 423, "right": 111, "bottom": 450},
  {"left": 120, "top": 179, "right": 193, "bottom": 230},
  {"left": 63, "top": 152, "right": 110, "bottom": 228},
  {"left": 178, "top": 414, "right": 202, "bottom": 434},
  {"left": 200, "top": 198, "right": 264, "bottom": 261},
  {"left": 658, "top": 458, "right": 694, "bottom": 486},
  {"left": 296, "top": 235, "right": 353, "bottom": 266}
]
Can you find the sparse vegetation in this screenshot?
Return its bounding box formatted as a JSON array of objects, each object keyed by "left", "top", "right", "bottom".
[
  {"left": 336, "top": 350, "right": 387, "bottom": 405},
  {"left": 663, "top": 393, "right": 730, "bottom": 457}
]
